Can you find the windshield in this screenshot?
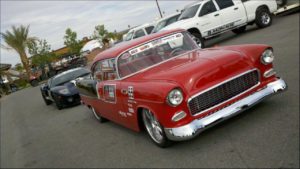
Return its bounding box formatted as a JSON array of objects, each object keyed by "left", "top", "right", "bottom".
[
  {"left": 117, "top": 32, "right": 199, "bottom": 78},
  {"left": 178, "top": 4, "right": 200, "bottom": 20},
  {"left": 124, "top": 31, "right": 134, "bottom": 41},
  {"left": 51, "top": 68, "right": 90, "bottom": 87},
  {"left": 152, "top": 14, "right": 180, "bottom": 33}
]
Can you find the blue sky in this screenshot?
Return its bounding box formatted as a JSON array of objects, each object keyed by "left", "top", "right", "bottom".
[{"left": 0, "top": 0, "right": 195, "bottom": 66}]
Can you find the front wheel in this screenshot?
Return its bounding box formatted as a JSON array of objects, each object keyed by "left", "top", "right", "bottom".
[
  {"left": 42, "top": 93, "right": 52, "bottom": 105},
  {"left": 191, "top": 33, "right": 205, "bottom": 49},
  {"left": 255, "top": 8, "right": 273, "bottom": 28},
  {"left": 142, "top": 109, "right": 171, "bottom": 148}
]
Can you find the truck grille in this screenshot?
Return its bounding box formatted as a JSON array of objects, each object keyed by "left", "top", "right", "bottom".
[{"left": 188, "top": 70, "right": 259, "bottom": 116}]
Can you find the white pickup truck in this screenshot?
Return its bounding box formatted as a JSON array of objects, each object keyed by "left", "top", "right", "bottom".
[{"left": 160, "top": 0, "right": 278, "bottom": 48}]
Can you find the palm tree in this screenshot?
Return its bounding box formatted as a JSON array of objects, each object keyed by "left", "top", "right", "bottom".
[{"left": 1, "top": 25, "right": 36, "bottom": 80}]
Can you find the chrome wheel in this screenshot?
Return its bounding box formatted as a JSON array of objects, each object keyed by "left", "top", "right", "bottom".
[
  {"left": 261, "top": 12, "right": 271, "bottom": 25},
  {"left": 91, "top": 107, "right": 100, "bottom": 120},
  {"left": 142, "top": 109, "right": 164, "bottom": 144},
  {"left": 91, "top": 107, "right": 107, "bottom": 123}
]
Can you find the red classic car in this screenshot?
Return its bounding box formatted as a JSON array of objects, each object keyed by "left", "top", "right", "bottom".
[{"left": 76, "top": 29, "right": 287, "bottom": 147}]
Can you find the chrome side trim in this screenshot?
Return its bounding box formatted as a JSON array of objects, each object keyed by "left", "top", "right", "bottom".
[
  {"left": 264, "top": 68, "right": 276, "bottom": 78},
  {"left": 188, "top": 69, "right": 260, "bottom": 116},
  {"left": 165, "top": 78, "right": 287, "bottom": 141}
]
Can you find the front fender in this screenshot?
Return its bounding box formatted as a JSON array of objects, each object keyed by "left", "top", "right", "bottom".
[
  {"left": 123, "top": 80, "right": 191, "bottom": 128},
  {"left": 215, "top": 44, "right": 272, "bottom": 65}
]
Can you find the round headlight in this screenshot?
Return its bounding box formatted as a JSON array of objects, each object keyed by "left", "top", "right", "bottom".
[
  {"left": 261, "top": 49, "right": 274, "bottom": 65},
  {"left": 167, "top": 89, "right": 183, "bottom": 106}
]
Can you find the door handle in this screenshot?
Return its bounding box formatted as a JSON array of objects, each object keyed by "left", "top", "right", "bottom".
[
  {"left": 214, "top": 13, "right": 219, "bottom": 17},
  {"left": 234, "top": 7, "right": 239, "bottom": 10},
  {"left": 121, "top": 89, "right": 128, "bottom": 95}
]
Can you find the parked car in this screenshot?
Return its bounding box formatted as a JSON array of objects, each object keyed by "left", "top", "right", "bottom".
[
  {"left": 151, "top": 12, "right": 181, "bottom": 33},
  {"left": 76, "top": 29, "right": 287, "bottom": 147},
  {"left": 160, "top": 0, "right": 278, "bottom": 48},
  {"left": 40, "top": 67, "right": 90, "bottom": 110},
  {"left": 80, "top": 40, "right": 103, "bottom": 56},
  {"left": 123, "top": 23, "right": 155, "bottom": 41}
]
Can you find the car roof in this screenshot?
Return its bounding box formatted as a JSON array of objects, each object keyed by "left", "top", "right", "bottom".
[
  {"left": 53, "top": 67, "right": 88, "bottom": 79},
  {"left": 92, "top": 28, "right": 185, "bottom": 65},
  {"left": 128, "top": 23, "right": 155, "bottom": 32}
]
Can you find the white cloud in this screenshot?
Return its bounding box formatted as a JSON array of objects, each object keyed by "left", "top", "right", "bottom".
[{"left": 1, "top": 0, "right": 194, "bottom": 65}]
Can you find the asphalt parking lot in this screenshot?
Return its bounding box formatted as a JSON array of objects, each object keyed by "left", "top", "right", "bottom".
[{"left": 1, "top": 13, "right": 299, "bottom": 168}]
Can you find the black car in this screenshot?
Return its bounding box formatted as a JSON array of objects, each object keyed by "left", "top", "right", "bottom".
[{"left": 40, "top": 67, "right": 90, "bottom": 110}]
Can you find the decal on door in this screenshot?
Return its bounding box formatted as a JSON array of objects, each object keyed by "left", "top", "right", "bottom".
[
  {"left": 207, "top": 20, "right": 241, "bottom": 36},
  {"left": 128, "top": 86, "right": 134, "bottom": 100}
]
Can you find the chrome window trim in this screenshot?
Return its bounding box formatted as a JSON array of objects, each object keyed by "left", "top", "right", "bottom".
[
  {"left": 102, "top": 83, "right": 117, "bottom": 104},
  {"left": 188, "top": 69, "right": 261, "bottom": 117}
]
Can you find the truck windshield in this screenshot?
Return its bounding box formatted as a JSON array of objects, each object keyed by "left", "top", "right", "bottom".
[
  {"left": 117, "top": 32, "right": 199, "bottom": 78},
  {"left": 124, "top": 31, "right": 134, "bottom": 41},
  {"left": 152, "top": 14, "right": 180, "bottom": 33},
  {"left": 178, "top": 4, "right": 200, "bottom": 20}
]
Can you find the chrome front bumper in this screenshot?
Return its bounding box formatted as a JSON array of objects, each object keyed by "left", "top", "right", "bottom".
[{"left": 164, "top": 78, "right": 287, "bottom": 141}]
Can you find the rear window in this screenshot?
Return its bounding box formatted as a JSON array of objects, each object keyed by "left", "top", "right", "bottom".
[{"left": 215, "top": 0, "right": 234, "bottom": 9}]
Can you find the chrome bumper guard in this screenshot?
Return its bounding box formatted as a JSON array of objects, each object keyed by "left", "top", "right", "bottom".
[{"left": 164, "top": 78, "right": 287, "bottom": 141}]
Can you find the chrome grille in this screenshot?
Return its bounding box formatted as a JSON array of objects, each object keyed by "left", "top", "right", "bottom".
[{"left": 188, "top": 70, "right": 259, "bottom": 116}]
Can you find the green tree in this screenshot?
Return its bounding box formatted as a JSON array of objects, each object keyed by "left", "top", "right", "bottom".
[
  {"left": 63, "top": 28, "right": 82, "bottom": 55},
  {"left": 93, "top": 24, "right": 108, "bottom": 42},
  {"left": 15, "top": 63, "right": 24, "bottom": 72},
  {"left": 28, "top": 39, "right": 57, "bottom": 67},
  {"left": 0, "top": 25, "right": 36, "bottom": 80}
]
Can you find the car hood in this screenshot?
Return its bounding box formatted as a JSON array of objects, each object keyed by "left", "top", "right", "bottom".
[
  {"left": 160, "top": 19, "right": 192, "bottom": 31},
  {"left": 130, "top": 49, "right": 253, "bottom": 96},
  {"left": 51, "top": 82, "right": 79, "bottom": 96}
]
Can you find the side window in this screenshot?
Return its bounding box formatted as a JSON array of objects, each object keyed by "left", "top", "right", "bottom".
[
  {"left": 103, "top": 85, "right": 116, "bottom": 102},
  {"left": 166, "top": 15, "right": 179, "bottom": 26},
  {"left": 199, "top": 1, "right": 217, "bottom": 16},
  {"left": 145, "top": 26, "right": 154, "bottom": 34},
  {"left": 133, "top": 29, "right": 146, "bottom": 39},
  {"left": 92, "top": 59, "right": 117, "bottom": 81},
  {"left": 92, "top": 61, "right": 102, "bottom": 81},
  {"left": 215, "top": 0, "right": 234, "bottom": 10}
]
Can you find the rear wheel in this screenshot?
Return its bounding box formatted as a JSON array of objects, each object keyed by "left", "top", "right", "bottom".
[
  {"left": 30, "top": 80, "right": 39, "bottom": 87},
  {"left": 256, "top": 8, "right": 273, "bottom": 28},
  {"left": 232, "top": 26, "right": 247, "bottom": 34},
  {"left": 91, "top": 107, "right": 107, "bottom": 123},
  {"left": 142, "top": 109, "right": 171, "bottom": 148}
]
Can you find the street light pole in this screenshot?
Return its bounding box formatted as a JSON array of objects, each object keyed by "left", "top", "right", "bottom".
[{"left": 155, "top": 0, "right": 163, "bottom": 18}]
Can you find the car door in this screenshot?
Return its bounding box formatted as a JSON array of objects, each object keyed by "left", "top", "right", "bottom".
[
  {"left": 197, "top": 0, "right": 222, "bottom": 38},
  {"left": 214, "top": 0, "right": 247, "bottom": 29},
  {"left": 93, "top": 59, "right": 129, "bottom": 124}
]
